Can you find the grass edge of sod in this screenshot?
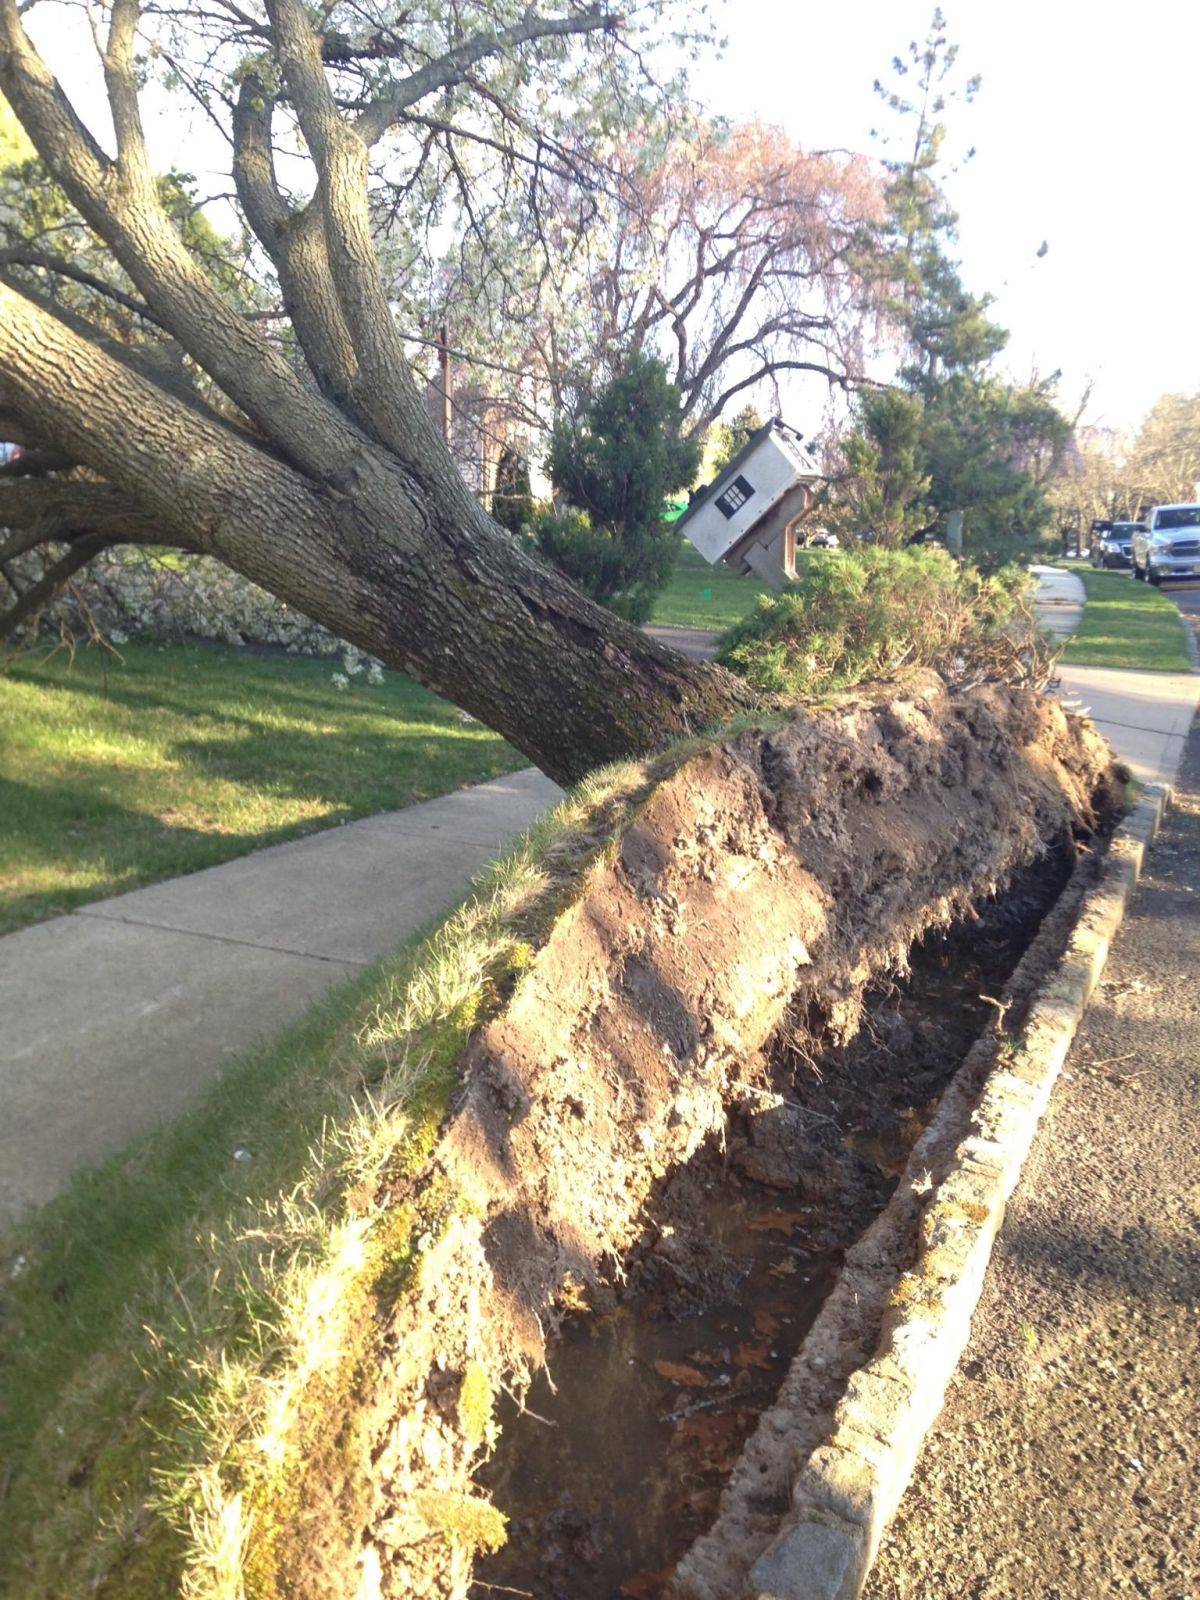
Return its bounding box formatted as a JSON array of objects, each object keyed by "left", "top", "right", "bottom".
[
  {"left": 1059, "top": 564, "right": 1192, "bottom": 673},
  {"left": 0, "top": 734, "right": 736, "bottom": 1600}
]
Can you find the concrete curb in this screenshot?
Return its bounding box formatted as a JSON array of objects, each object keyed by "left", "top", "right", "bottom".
[
  {"left": 1178, "top": 604, "right": 1200, "bottom": 673},
  {"left": 746, "top": 786, "right": 1168, "bottom": 1600}
]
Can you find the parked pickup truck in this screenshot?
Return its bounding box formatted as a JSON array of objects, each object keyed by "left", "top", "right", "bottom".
[{"left": 1132, "top": 505, "right": 1200, "bottom": 585}]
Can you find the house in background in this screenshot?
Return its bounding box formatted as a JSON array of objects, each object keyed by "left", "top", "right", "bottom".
[
  {"left": 422, "top": 329, "right": 550, "bottom": 513},
  {"left": 676, "top": 419, "right": 821, "bottom": 589}
]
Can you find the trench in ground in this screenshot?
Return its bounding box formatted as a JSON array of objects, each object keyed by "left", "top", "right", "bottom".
[{"left": 472, "top": 848, "right": 1076, "bottom": 1600}]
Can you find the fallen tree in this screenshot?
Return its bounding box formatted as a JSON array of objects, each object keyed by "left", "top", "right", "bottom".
[
  {"left": 1, "top": 675, "right": 1120, "bottom": 1600},
  {"left": 0, "top": 0, "right": 752, "bottom": 785}
]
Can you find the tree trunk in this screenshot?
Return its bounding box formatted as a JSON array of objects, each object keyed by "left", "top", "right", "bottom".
[{"left": 0, "top": 279, "right": 750, "bottom": 787}]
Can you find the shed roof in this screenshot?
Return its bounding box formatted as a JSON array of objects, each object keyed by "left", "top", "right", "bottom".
[{"left": 675, "top": 418, "right": 820, "bottom": 534}]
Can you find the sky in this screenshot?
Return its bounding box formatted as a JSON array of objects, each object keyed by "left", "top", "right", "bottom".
[
  {"left": 22, "top": 0, "right": 1199, "bottom": 437},
  {"left": 694, "top": 0, "right": 1200, "bottom": 433}
]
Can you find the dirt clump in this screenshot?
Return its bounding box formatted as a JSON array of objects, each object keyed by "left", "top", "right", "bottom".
[
  {"left": 474, "top": 851, "right": 1077, "bottom": 1600},
  {"left": 274, "top": 675, "right": 1118, "bottom": 1600}
]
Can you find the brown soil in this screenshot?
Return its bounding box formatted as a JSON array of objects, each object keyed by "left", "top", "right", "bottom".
[
  {"left": 860, "top": 724, "right": 1200, "bottom": 1600},
  {"left": 278, "top": 676, "right": 1120, "bottom": 1600},
  {"left": 472, "top": 857, "right": 1074, "bottom": 1600}
]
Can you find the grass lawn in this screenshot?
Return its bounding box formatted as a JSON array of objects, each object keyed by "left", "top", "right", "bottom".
[
  {"left": 0, "top": 641, "right": 523, "bottom": 935},
  {"left": 0, "top": 759, "right": 656, "bottom": 1597},
  {"left": 1059, "top": 565, "right": 1192, "bottom": 673},
  {"left": 0, "top": 910, "right": 458, "bottom": 1595},
  {"left": 650, "top": 539, "right": 770, "bottom": 630}
]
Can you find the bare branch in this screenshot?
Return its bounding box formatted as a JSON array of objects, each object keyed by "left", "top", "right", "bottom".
[
  {"left": 355, "top": 8, "right": 620, "bottom": 148},
  {"left": 0, "top": 536, "right": 108, "bottom": 638},
  {"left": 0, "top": 246, "right": 166, "bottom": 327}
]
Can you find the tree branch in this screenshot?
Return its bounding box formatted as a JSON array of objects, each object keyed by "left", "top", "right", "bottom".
[
  {"left": 0, "top": 245, "right": 166, "bottom": 327},
  {"left": 231, "top": 75, "right": 362, "bottom": 405},
  {"left": 355, "top": 8, "right": 620, "bottom": 148},
  {"left": 102, "top": 0, "right": 151, "bottom": 181},
  {"left": 0, "top": 536, "right": 108, "bottom": 638},
  {"left": 695, "top": 359, "right": 852, "bottom": 433},
  {"left": 0, "top": 476, "right": 162, "bottom": 545},
  {"left": 0, "top": 277, "right": 333, "bottom": 567},
  {"left": 0, "top": 265, "right": 268, "bottom": 451},
  {"left": 264, "top": 0, "right": 449, "bottom": 461},
  {"left": 0, "top": 0, "right": 363, "bottom": 482}
]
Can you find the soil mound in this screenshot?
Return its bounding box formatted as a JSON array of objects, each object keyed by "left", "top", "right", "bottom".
[{"left": 259, "top": 676, "right": 1120, "bottom": 1600}]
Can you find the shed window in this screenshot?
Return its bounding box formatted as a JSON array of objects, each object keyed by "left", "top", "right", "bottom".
[{"left": 716, "top": 475, "right": 754, "bottom": 518}]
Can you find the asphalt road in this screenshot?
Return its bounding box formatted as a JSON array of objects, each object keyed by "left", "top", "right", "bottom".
[
  {"left": 1162, "top": 577, "right": 1200, "bottom": 634},
  {"left": 865, "top": 686, "right": 1200, "bottom": 1600}
]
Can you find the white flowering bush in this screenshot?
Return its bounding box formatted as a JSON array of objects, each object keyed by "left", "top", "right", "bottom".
[{"left": 9, "top": 547, "right": 388, "bottom": 687}]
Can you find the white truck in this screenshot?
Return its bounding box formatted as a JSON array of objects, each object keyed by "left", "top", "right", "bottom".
[{"left": 1131, "top": 504, "right": 1200, "bottom": 584}]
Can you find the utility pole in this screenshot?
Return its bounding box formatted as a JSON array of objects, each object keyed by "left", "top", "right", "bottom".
[
  {"left": 946, "top": 508, "right": 964, "bottom": 557},
  {"left": 438, "top": 323, "right": 453, "bottom": 448}
]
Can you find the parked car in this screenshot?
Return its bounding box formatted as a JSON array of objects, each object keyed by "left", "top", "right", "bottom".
[
  {"left": 1089, "top": 521, "right": 1143, "bottom": 569},
  {"left": 807, "top": 530, "right": 840, "bottom": 549},
  {"left": 1131, "top": 504, "right": 1200, "bottom": 585}
]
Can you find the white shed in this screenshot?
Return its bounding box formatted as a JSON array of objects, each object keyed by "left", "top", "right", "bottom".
[{"left": 676, "top": 419, "right": 821, "bottom": 589}]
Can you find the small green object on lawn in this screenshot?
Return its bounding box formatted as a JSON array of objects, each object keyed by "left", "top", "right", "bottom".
[
  {"left": 0, "top": 641, "right": 523, "bottom": 935},
  {"left": 1060, "top": 565, "right": 1192, "bottom": 674},
  {"left": 651, "top": 539, "right": 774, "bottom": 630}
]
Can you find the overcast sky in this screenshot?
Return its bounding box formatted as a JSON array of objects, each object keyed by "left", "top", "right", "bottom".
[
  {"left": 25, "top": 0, "right": 1197, "bottom": 436},
  {"left": 693, "top": 0, "right": 1198, "bottom": 433}
]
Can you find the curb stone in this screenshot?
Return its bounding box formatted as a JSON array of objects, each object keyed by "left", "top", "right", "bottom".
[{"left": 744, "top": 785, "right": 1168, "bottom": 1600}]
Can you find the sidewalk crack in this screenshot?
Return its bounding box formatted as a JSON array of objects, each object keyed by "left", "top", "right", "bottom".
[{"left": 74, "top": 908, "right": 368, "bottom": 967}]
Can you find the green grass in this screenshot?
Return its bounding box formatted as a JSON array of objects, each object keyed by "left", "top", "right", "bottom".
[
  {"left": 0, "top": 752, "right": 679, "bottom": 1598},
  {"left": 0, "top": 641, "right": 523, "bottom": 934},
  {"left": 650, "top": 539, "right": 770, "bottom": 629},
  {"left": 0, "top": 952, "right": 404, "bottom": 1593},
  {"left": 1059, "top": 565, "right": 1192, "bottom": 672}
]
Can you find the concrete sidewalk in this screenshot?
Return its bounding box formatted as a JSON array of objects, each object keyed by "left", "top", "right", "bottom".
[
  {"left": 1030, "top": 564, "right": 1200, "bottom": 786},
  {"left": 643, "top": 623, "right": 721, "bottom": 661},
  {"left": 0, "top": 768, "right": 560, "bottom": 1225},
  {"left": 1054, "top": 662, "right": 1200, "bottom": 787},
  {"left": 1031, "top": 562, "right": 1086, "bottom": 638}
]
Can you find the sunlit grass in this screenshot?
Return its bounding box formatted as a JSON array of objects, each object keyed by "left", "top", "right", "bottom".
[
  {"left": 0, "top": 641, "right": 524, "bottom": 933},
  {"left": 1060, "top": 565, "right": 1192, "bottom": 672},
  {"left": 650, "top": 539, "right": 770, "bottom": 629},
  {"left": 0, "top": 749, "right": 673, "bottom": 1600}
]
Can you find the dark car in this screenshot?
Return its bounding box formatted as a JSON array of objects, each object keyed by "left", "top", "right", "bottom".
[{"left": 1089, "top": 521, "right": 1143, "bottom": 569}]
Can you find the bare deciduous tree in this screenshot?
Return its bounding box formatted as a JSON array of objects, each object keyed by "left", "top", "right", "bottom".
[{"left": 430, "top": 118, "right": 886, "bottom": 435}]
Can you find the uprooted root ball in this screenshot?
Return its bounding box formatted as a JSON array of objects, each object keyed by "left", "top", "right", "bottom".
[{"left": 273, "top": 675, "right": 1117, "bottom": 1600}]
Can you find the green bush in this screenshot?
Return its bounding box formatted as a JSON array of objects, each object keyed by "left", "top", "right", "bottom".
[
  {"left": 717, "top": 545, "right": 1049, "bottom": 697},
  {"left": 532, "top": 504, "right": 676, "bottom": 624},
  {"left": 536, "top": 352, "right": 701, "bottom": 622}
]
